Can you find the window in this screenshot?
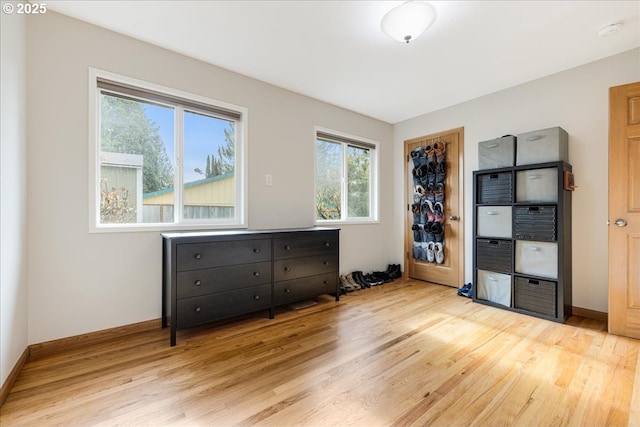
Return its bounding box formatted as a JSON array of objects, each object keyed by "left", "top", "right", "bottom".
[
  {"left": 315, "top": 129, "right": 378, "bottom": 223},
  {"left": 90, "top": 69, "right": 247, "bottom": 231}
]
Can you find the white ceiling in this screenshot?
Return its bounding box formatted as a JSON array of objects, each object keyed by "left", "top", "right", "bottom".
[{"left": 47, "top": 1, "right": 640, "bottom": 124}]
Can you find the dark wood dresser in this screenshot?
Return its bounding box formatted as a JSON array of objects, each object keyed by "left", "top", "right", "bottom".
[{"left": 162, "top": 228, "right": 340, "bottom": 346}]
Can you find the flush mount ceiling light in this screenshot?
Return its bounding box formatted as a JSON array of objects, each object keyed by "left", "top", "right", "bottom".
[
  {"left": 598, "top": 22, "right": 623, "bottom": 38},
  {"left": 381, "top": 1, "right": 437, "bottom": 44}
]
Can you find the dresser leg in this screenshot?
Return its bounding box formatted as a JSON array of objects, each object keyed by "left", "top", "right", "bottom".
[
  {"left": 269, "top": 307, "right": 275, "bottom": 319},
  {"left": 170, "top": 327, "right": 176, "bottom": 346}
]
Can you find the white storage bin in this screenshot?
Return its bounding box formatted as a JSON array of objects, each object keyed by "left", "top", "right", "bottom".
[
  {"left": 516, "top": 127, "right": 568, "bottom": 166},
  {"left": 515, "top": 240, "right": 558, "bottom": 279},
  {"left": 477, "top": 269, "right": 511, "bottom": 307},
  {"left": 477, "top": 206, "right": 512, "bottom": 238},
  {"left": 478, "top": 135, "right": 515, "bottom": 170},
  {"left": 516, "top": 168, "right": 558, "bottom": 203}
]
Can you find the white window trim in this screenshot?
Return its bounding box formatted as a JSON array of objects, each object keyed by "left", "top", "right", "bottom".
[
  {"left": 88, "top": 68, "right": 248, "bottom": 233},
  {"left": 313, "top": 126, "right": 379, "bottom": 225}
]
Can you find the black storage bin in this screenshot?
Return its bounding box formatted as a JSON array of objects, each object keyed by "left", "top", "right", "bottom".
[
  {"left": 514, "top": 276, "right": 557, "bottom": 317},
  {"left": 514, "top": 206, "right": 557, "bottom": 241},
  {"left": 477, "top": 172, "right": 513, "bottom": 204},
  {"left": 476, "top": 239, "right": 512, "bottom": 273}
]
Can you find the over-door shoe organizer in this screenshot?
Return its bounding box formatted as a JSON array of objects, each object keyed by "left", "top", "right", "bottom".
[{"left": 472, "top": 160, "right": 572, "bottom": 323}]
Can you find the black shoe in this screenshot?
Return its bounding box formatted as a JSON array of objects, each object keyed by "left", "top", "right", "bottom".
[{"left": 353, "top": 271, "right": 370, "bottom": 288}]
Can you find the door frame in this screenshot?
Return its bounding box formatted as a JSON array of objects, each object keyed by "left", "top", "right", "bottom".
[{"left": 404, "top": 127, "right": 464, "bottom": 287}]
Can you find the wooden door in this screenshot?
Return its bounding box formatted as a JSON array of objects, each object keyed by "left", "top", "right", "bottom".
[
  {"left": 404, "top": 128, "right": 464, "bottom": 287},
  {"left": 609, "top": 82, "right": 640, "bottom": 339}
]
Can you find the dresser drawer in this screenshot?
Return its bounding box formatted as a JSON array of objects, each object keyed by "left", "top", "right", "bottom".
[
  {"left": 515, "top": 240, "right": 558, "bottom": 279},
  {"left": 514, "top": 276, "right": 557, "bottom": 317},
  {"left": 476, "top": 269, "right": 511, "bottom": 307},
  {"left": 516, "top": 127, "right": 568, "bottom": 166},
  {"left": 476, "top": 172, "right": 513, "bottom": 204},
  {"left": 476, "top": 239, "right": 512, "bottom": 273},
  {"left": 176, "top": 284, "right": 271, "bottom": 328},
  {"left": 177, "top": 261, "right": 272, "bottom": 299},
  {"left": 273, "top": 231, "right": 338, "bottom": 260},
  {"left": 176, "top": 239, "right": 271, "bottom": 271},
  {"left": 274, "top": 272, "right": 337, "bottom": 305},
  {"left": 478, "top": 135, "right": 515, "bottom": 170},
  {"left": 516, "top": 168, "right": 558, "bottom": 203},
  {"left": 476, "top": 206, "right": 512, "bottom": 238},
  {"left": 514, "top": 206, "right": 557, "bottom": 241},
  {"left": 274, "top": 254, "right": 337, "bottom": 282}
]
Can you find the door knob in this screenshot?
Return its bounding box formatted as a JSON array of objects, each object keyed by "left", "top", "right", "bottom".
[
  {"left": 614, "top": 219, "right": 628, "bottom": 227},
  {"left": 449, "top": 215, "right": 458, "bottom": 221}
]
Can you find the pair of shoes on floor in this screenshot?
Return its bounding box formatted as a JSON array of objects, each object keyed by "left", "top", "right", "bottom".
[
  {"left": 385, "top": 264, "right": 401, "bottom": 280},
  {"left": 457, "top": 283, "right": 473, "bottom": 298},
  {"left": 340, "top": 274, "right": 361, "bottom": 292}
]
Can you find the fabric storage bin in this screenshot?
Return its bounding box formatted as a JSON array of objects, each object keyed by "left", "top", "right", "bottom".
[
  {"left": 476, "top": 239, "right": 512, "bottom": 273},
  {"left": 514, "top": 276, "right": 557, "bottom": 317},
  {"left": 516, "top": 168, "right": 558, "bottom": 203},
  {"left": 514, "top": 206, "right": 557, "bottom": 241},
  {"left": 477, "top": 206, "right": 512, "bottom": 238},
  {"left": 516, "top": 127, "right": 568, "bottom": 166},
  {"left": 476, "top": 172, "right": 513, "bottom": 204},
  {"left": 515, "top": 240, "right": 557, "bottom": 279},
  {"left": 478, "top": 135, "right": 515, "bottom": 170},
  {"left": 477, "top": 269, "right": 511, "bottom": 307}
]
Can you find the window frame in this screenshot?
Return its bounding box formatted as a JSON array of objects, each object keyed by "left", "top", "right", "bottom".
[
  {"left": 314, "top": 126, "right": 379, "bottom": 225},
  {"left": 88, "top": 68, "right": 248, "bottom": 233}
]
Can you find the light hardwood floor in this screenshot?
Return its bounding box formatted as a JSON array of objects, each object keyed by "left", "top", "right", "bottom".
[{"left": 1, "top": 279, "right": 639, "bottom": 426}]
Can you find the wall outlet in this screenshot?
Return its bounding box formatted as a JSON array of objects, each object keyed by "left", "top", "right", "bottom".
[{"left": 265, "top": 174, "right": 273, "bottom": 187}]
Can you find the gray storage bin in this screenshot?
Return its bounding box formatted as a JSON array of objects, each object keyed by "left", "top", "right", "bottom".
[
  {"left": 515, "top": 240, "right": 558, "bottom": 279},
  {"left": 514, "top": 276, "right": 557, "bottom": 317},
  {"left": 477, "top": 172, "right": 512, "bottom": 205},
  {"left": 477, "top": 206, "right": 512, "bottom": 238},
  {"left": 476, "top": 239, "right": 512, "bottom": 273},
  {"left": 477, "top": 269, "right": 511, "bottom": 307},
  {"left": 479, "top": 135, "right": 515, "bottom": 170},
  {"left": 516, "top": 168, "right": 558, "bottom": 203},
  {"left": 514, "top": 206, "right": 557, "bottom": 241},
  {"left": 516, "top": 127, "right": 568, "bottom": 166}
]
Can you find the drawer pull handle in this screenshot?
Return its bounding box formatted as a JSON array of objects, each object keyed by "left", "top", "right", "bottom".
[
  {"left": 253, "top": 272, "right": 260, "bottom": 277},
  {"left": 488, "top": 277, "right": 498, "bottom": 281},
  {"left": 284, "top": 267, "right": 291, "bottom": 273},
  {"left": 194, "top": 280, "right": 201, "bottom": 286},
  {"left": 528, "top": 246, "right": 541, "bottom": 251},
  {"left": 527, "top": 135, "right": 545, "bottom": 141},
  {"left": 253, "top": 248, "right": 261, "bottom": 254},
  {"left": 489, "top": 174, "right": 499, "bottom": 179},
  {"left": 253, "top": 295, "right": 260, "bottom": 300},
  {"left": 528, "top": 175, "right": 541, "bottom": 180},
  {"left": 486, "top": 211, "right": 499, "bottom": 216},
  {"left": 194, "top": 253, "right": 202, "bottom": 259},
  {"left": 323, "top": 280, "right": 329, "bottom": 285},
  {"left": 195, "top": 306, "right": 201, "bottom": 313},
  {"left": 284, "top": 288, "right": 291, "bottom": 293},
  {"left": 528, "top": 207, "right": 540, "bottom": 213},
  {"left": 324, "top": 242, "right": 331, "bottom": 247},
  {"left": 486, "top": 144, "right": 499, "bottom": 149},
  {"left": 489, "top": 240, "right": 499, "bottom": 245},
  {"left": 324, "top": 261, "right": 330, "bottom": 266},
  {"left": 284, "top": 245, "right": 292, "bottom": 251},
  {"left": 528, "top": 280, "right": 540, "bottom": 286}
]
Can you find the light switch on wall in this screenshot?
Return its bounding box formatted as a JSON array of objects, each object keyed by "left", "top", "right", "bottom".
[{"left": 265, "top": 174, "right": 273, "bottom": 186}]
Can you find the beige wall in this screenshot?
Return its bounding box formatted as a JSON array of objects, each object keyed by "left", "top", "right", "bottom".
[
  {"left": 26, "top": 12, "right": 394, "bottom": 344},
  {"left": 1, "top": 12, "right": 29, "bottom": 386},
  {"left": 393, "top": 48, "right": 640, "bottom": 313}
]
